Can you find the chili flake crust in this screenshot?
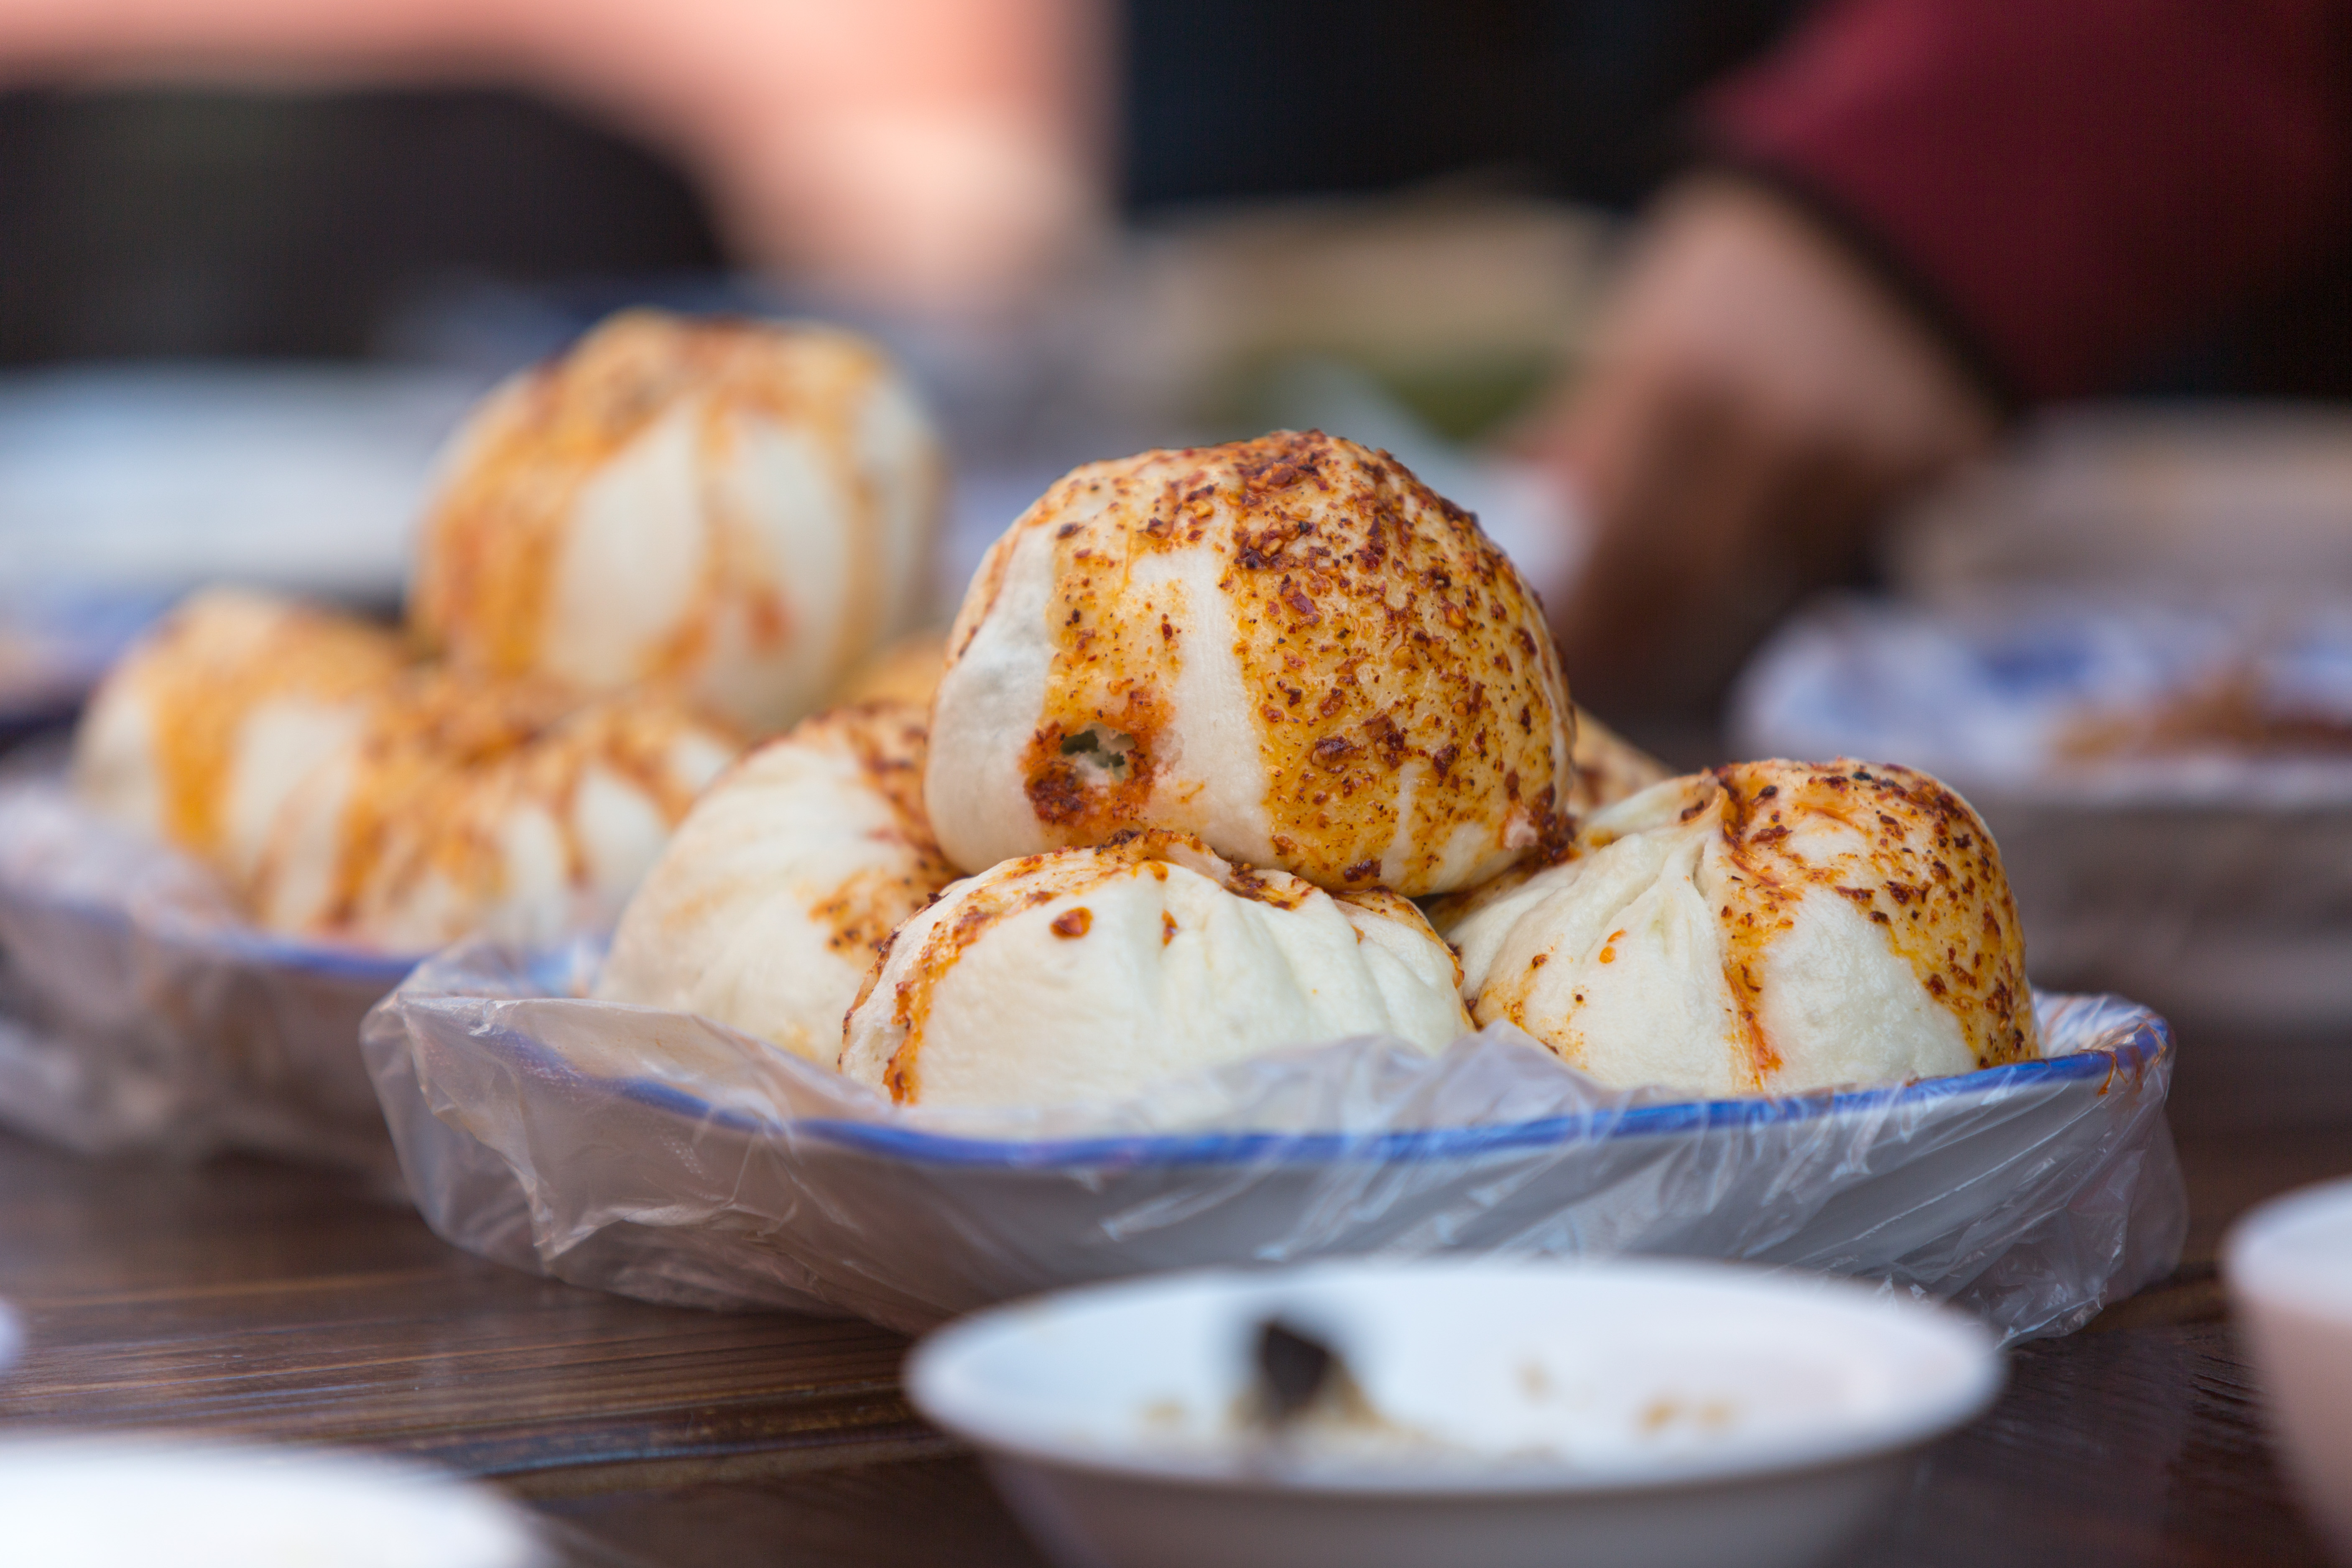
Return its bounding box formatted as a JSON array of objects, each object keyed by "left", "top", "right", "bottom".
[
  {"left": 1704, "top": 758, "right": 2037, "bottom": 1077},
  {"left": 1451, "top": 757, "right": 2038, "bottom": 1097},
  {"left": 250, "top": 668, "right": 740, "bottom": 947},
  {"left": 411, "top": 309, "right": 942, "bottom": 730},
  {"left": 593, "top": 700, "right": 956, "bottom": 1066},
  {"left": 927, "top": 431, "right": 1574, "bottom": 897},
  {"left": 73, "top": 588, "right": 411, "bottom": 872},
  {"left": 775, "top": 701, "right": 956, "bottom": 959},
  {"left": 839, "top": 827, "right": 1470, "bottom": 1108}
]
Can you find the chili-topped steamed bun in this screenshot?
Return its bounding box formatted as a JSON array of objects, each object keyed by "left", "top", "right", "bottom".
[
  {"left": 924, "top": 431, "right": 1574, "bottom": 897},
  {"left": 74, "top": 588, "right": 410, "bottom": 884},
  {"left": 1444, "top": 759, "right": 2037, "bottom": 1098},
  {"left": 839, "top": 829, "right": 1472, "bottom": 1110},
  {"left": 411, "top": 310, "right": 944, "bottom": 733},
  {"left": 595, "top": 702, "right": 956, "bottom": 1066},
  {"left": 249, "top": 672, "right": 739, "bottom": 951}
]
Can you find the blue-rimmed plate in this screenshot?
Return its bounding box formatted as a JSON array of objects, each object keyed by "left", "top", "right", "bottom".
[{"left": 367, "top": 940, "right": 2186, "bottom": 1341}]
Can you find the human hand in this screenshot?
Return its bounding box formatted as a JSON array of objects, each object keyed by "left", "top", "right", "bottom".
[{"left": 1523, "top": 176, "right": 1998, "bottom": 715}]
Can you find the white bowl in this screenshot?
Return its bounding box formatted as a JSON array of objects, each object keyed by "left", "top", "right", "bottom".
[
  {"left": 2227, "top": 1177, "right": 2352, "bottom": 1561},
  {"left": 907, "top": 1258, "right": 2003, "bottom": 1568},
  {"left": 0, "top": 1435, "right": 550, "bottom": 1568}
]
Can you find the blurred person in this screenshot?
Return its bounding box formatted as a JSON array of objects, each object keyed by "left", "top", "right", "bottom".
[
  {"left": 0, "top": 0, "right": 1825, "bottom": 365},
  {"left": 1532, "top": 0, "right": 2352, "bottom": 715},
  {"left": 0, "top": 0, "right": 1107, "bottom": 344}
]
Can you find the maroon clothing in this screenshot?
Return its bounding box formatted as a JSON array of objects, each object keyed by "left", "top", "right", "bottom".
[{"left": 1705, "top": 0, "right": 2352, "bottom": 402}]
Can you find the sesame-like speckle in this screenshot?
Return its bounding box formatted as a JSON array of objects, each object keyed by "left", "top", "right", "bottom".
[{"left": 932, "top": 431, "right": 1574, "bottom": 895}]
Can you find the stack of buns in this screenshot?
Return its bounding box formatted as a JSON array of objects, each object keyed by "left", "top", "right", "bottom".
[
  {"left": 69, "top": 306, "right": 2039, "bottom": 1110},
  {"left": 72, "top": 311, "right": 944, "bottom": 951},
  {"left": 602, "top": 428, "right": 2040, "bottom": 1109}
]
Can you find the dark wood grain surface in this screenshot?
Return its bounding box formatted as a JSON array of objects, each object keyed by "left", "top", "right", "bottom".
[
  {"left": 0, "top": 1138, "right": 941, "bottom": 1494},
  {"left": 0, "top": 1120, "right": 2345, "bottom": 1566}
]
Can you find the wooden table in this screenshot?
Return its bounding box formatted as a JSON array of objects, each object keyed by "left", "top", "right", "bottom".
[{"left": 0, "top": 1120, "right": 2344, "bottom": 1567}]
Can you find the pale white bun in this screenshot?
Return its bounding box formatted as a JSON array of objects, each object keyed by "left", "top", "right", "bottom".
[
  {"left": 250, "top": 672, "right": 738, "bottom": 951},
  {"left": 925, "top": 431, "right": 1573, "bottom": 897},
  {"left": 1443, "top": 758, "right": 2037, "bottom": 1097},
  {"left": 595, "top": 701, "right": 952, "bottom": 1065},
  {"left": 839, "top": 829, "right": 1471, "bottom": 1110},
  {"left": 411, "top": 309, "right": 944, "bottom": 734},
  {"left": 73, "top": 587, "right": 408, "bottom": 884}
]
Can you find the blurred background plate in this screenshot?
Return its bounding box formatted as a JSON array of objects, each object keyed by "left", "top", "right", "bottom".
[
  {"left": 0, "top": 586, "right": 173, "bottom": 741},
  {"left": 1888, "top": 403, "right": 2352, "bottom": 603},
  {"left": 1735, "top": 591, "right": 2352, "bottom": 1132},
  {"left": 0, "top": 362, "right": 489, "bottom": 605}
]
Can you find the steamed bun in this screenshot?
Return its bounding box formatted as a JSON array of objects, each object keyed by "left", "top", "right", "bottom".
[
  {"left": 1443, "top": 759, "right": 2037, "bottom": 1097},
  {"left": 249, "top": 671, "right": 739, "bottom": 950},
  {"left": 925, "top": 430, "right": 1574, "bottom": 897},
  {"left": 74, "top": 588, "right": 411, "bottom": 884},
  {"left": 411, "top": 309, "right": 944, "bottom": 732},
  {"left": 840, "top": 828, "right": 1472, "bottom": 1109},
  {"left": 596, "top": 702, "right": 955, "bottom": 1065}
]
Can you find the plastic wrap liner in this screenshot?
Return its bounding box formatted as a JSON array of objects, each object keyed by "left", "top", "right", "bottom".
[
  {"left": 0, "top": 770, "right": 414, "bottom": 1170},
  {"left": 365, "top": 937, "right": 2186, "bottom": 1342}
]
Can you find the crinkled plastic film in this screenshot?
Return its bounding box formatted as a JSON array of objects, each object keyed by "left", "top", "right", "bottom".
[
  {"left": 365, "top": 937, "right": 2186, "bottom": 1342},
  {"left": 0, "top": 772, "right": 413, "bottom": 1170}
]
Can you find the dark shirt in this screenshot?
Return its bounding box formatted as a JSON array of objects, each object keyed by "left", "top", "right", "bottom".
[
  {"left": 0, "top": 87, "right": 722, "bottom": 364},
  {"left": 1706, "top": 0, "right": 2352, "bottom": 402}
]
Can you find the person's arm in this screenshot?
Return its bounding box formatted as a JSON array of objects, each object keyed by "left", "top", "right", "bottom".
[
  {"left": 1534, "top": 0, "right": 2352, "bottom": 715},
  {"left": 0, "top": 0, "right": 1111, "bottom": 314},
  {"left": 1532, "top": 173, "right": 1997, "bottom": 714}
]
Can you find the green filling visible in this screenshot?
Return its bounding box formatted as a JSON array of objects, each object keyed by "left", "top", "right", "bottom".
[{"left": 1061, "top": 725, "right": 1136, "bottom": 781}]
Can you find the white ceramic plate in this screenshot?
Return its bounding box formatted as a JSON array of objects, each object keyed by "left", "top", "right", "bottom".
[
  {"left": 0, "top": 1437, "right": 550, "bottom": 1568},
  {"left": 907, "top": 1257, "right": 2003, "bottom": 1568},
  {"left": 370, "top": 948, "right": 2186, "bottom": 1341}
]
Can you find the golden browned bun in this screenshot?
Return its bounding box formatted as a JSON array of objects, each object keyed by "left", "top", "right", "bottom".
[
  {"left": 411, "top": 309, "right": 944, "bottom": 733},
  {"left": 249, "top": 670, "right": 741, "bottom": 950},
  {"left": 839, "top": 828, "right": 1471, "bottom": 1109},
  {"left": 1445, "top": 758, "right": 2038, "bottom": 1096},
  {"left": 595, "top": 701, "right": 957, "bottom": 1066},
  {"left": 1418, "top": 714, "right": 1704, "bottom": 936},
  {"left": 74, "top": 588, "right": 412, "bottom": 881},
  {"left": 924, "top": 430, "right": 1575, "bottom": 897}
]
